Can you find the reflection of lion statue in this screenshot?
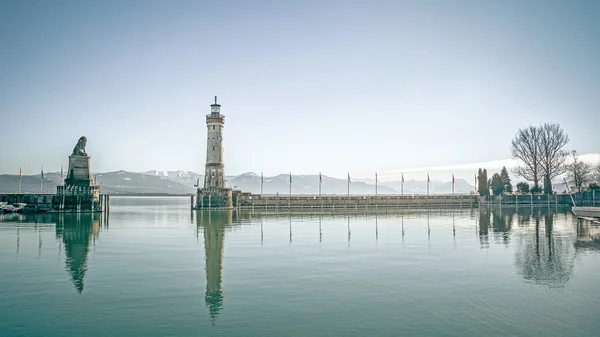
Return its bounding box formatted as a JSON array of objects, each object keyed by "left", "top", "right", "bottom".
[{"left": 72, "top": 136, "right": 87, "bottom": 156}]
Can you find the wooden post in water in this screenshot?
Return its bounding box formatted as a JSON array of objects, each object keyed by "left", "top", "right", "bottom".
[{"left": 190, "top": 195, "right": 194, "bottom": 211}]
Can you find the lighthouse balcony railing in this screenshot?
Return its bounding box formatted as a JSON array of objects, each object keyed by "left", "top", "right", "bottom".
[{"left": 206, "top": 114, "right": 225, "bottom": 119}]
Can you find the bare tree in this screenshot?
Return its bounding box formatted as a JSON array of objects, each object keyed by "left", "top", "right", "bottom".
[
  {"left": 566, "top": 150, "right": 592, "bottom": 192},
  {"left": 594, "top": 165, "right": 600, "bottom": 184},
  {"left": 538, "top": 123, "right": 569, "bottom": 193},
  {"left": 511, "top": 126, "right": 541, "bottom": 189}
]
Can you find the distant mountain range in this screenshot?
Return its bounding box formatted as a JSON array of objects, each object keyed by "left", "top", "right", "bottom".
[{"left": 0, "top": 170, "right": 476, "bottom": 195}]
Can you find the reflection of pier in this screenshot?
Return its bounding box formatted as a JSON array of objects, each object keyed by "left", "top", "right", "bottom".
[
  {"left": 191, "top": 207, "right": 597, "bottom": 299},
  {"left": 0, "top": 212, "right": 106, "bottom": 294}
]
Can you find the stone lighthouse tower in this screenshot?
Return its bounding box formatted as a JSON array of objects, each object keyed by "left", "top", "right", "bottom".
[
  {"left": 204, "top": 96, "right": 226, "bottom": 188},
  {"left": 196, "top": 97, "right": 233, "bottom": 209}
]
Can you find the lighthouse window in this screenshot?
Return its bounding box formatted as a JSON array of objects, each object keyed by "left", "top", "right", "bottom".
[{"left": 213, "top": 125, "right": 215, "bottom": 130}]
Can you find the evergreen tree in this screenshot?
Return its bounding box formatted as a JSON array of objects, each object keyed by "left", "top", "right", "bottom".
[
  {"left": 482, "top": 169, "right": 489, "bottom": 196},
  {"left": 516, "top": 182, "right": 530, "bottom": 193},
  {"left": 477, "top": 168, "right": 483, "bottom": 195},
  {"left": 490, "top": 173, "right": 504, "bottom": 196},
  {"left": 477, "top": 168, "right": 489, "bottom": 196},
  {"left": 500, "top": 166, "right": 513, "bottom": 193}
]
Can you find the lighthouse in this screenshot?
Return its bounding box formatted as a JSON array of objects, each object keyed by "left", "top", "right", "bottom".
[
  {"left": 195, "top": 96, "right": 233, "bottom": 209},
  {"left": 204, "top": 96, "right": 226, "bottom": 188}
]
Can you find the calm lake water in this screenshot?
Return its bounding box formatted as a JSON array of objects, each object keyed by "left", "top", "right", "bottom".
[{"left": 1, "top": 197, "right": 600, "bottom": 337}]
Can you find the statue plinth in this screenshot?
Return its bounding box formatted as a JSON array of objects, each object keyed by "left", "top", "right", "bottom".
[{"left": 65, "top": 155, "right": 92, "bottom": 186}]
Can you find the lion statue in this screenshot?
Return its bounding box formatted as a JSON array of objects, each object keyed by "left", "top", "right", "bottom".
[{"left": 72, "top": 136, "right": 88, "bottom": 156}]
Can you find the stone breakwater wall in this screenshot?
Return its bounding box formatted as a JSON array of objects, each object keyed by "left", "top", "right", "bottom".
[
  {"left": 0, "top": 192, "right": 108, "bottom": 213},
  {"left": 229, "top": 193, "right": 478, "bottom": 209}
]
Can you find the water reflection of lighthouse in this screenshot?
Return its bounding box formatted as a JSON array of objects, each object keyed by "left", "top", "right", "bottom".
[{"left": 196, "top": 210, "right": 233, "bottom": 324}]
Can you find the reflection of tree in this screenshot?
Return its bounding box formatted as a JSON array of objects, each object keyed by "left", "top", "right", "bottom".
[
  {"left": 478, "top": 208, "right": 490, "bottom": 249},
  {"left": 516, "top": 207, "right": 533, "bottom": 228},
  {"left": 491, "top": 208, "right": 514, "bottom": 246},
  {"left": 514, "top": 213, "right": 575, "bottom": 288},
  {"left": 196, "top": 210, "right": 233, "bottom": 325},
  {"left": 54, "top": 213, "right": 100, "bottom": 294},
  {"left": 575, "top": 220, "right": 600, "bottom": 252}
]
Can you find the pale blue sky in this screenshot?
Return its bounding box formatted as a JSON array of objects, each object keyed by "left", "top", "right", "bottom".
[{"left": 1, "top": 0, "right": 599, "bottom": 180}]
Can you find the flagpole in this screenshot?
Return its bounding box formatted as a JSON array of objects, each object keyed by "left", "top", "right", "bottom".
[
  {"left": 19, "top": 167, "right": 22, "bottom": 194},
  {"left": 452, "top": 174, "right": 455, "bottom": 195},
  {"left": 261, "top": 172, "right": 264, "bottom": 195},
  {"left": 319, "top": 172, "right": 322, "bottom": 196},
  {"left": 375, "top": 173, "right": 378, "bottom": 196},
  {"left": 289, "top": 172, "right": 291, "bottom": 208},
  {"left": 401, "top": 173, "right": 404, "bottom": 196},
  {"left": 347, "top": 173, "right": 350, "bottom": 197},
  {"left": 427, "top": 174, "right": 429, "bottom": 196},
  {"left": 40, "top": 167, "right": 43, "bottom": 194}
]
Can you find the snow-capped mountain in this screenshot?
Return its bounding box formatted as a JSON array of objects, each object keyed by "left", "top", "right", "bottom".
[{"left": 143, "top": 170, "right": 203, "bottom": 186}]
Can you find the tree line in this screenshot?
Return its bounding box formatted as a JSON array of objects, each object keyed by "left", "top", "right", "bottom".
[
  {"left": 478, "top": 122, "right": 599, "bottom": 196},
  {"left": 477, "top": 166, "right": 513, "bottom": 196}
]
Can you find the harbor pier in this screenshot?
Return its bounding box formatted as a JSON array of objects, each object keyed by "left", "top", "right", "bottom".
[
  {"left": 0, "top": 193, "right": 109, "bottom": 213},
  {"left": 192, "top": 192, "right": 479, "bottom": 210}
]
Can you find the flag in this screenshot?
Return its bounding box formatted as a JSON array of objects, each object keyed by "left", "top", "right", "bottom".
[
  {"left": 452, "top": 174, "right": 455, "bottom": 184},
  {"left": 401, "top": 173, "right": 404, "bottom": 183},
  {"left": 41, "top": 167, "right": 44, "bottom": 180},
  {"left": 427, "top": 173, "right": 430, "bottom": 183},
  {"left": 348, "top": 173, "right": 351, "bottom": 183},
  {"left": 261, "top": 172, "right": 264, "bottom": 183},
  {"left": 319, "top": 172, "right": 322, "bottom": 183},
  {"left": 19, "top": 167, "right": 22, "bottom": 180},
  {"left": 290, "top": 172, "right": 292, "bottom": 183},
  {"left": 61, "top": 165, "right": 64, "bottom": 179}
]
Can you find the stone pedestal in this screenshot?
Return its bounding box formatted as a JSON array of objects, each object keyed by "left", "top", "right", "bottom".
[
  {"left": 56, "top": 154, "right": 101, "bottom": 212},
  {"left": 65, "top": 155, "right": 92, "bottom": 186},
  {"left": 196, "top": 188, "right": 233, "bottom": 209}
]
